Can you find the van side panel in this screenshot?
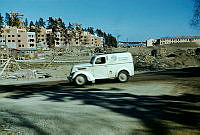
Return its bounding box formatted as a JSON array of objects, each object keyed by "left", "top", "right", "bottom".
[{"left": 106, "top": 52, "right": 134, "bottom": 78}]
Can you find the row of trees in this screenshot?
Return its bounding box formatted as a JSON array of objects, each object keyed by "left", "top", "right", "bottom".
[{"left": 0, "top": 13, "right": 117, "bottom": 47}]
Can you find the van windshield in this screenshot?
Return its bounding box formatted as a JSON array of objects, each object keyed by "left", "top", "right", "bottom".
[{"left": 90, "top": 56, "right": 96, "bottom": 64}]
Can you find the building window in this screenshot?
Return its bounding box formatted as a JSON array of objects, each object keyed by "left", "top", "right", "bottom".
[
  {"left": 30, "top": 44, "right": 34, "bottom": 47},
  {"left": 22, "top": 45, "right": 24, "bottom": 47},
  {"left": 12, "top": 35, "right": 15, "bottom": 37},
  {"left": 29, "top": 39, "right": 34, "bottom": 42},
  {"left": 8, "top": 35, "right": 11, "bottom": 37},
  {"left": 18, "top": 35, "right": 21, "bottom": 37},
  {"left": 76, "top": 42, "right": 78, "bottom": 44},
  {"left": 8, "top": 40, "right": 11, "bottom": 42},
  {"left": 12, "top": 40, "right": 15, "bottom": 42},
  {"left": 19, "top": 45, "right": 21, "bottom": 47},
  {"left": 18, "top": 40, "right": 21, "bottom": 42}
]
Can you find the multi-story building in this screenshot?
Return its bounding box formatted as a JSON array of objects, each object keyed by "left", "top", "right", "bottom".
[
  {"left": 36, "top": 27, "right": 103, "bottom": 48},
  {"left": 160, "top": 36, "right": 200, "bottom": 45},
  {"left": 36, "top": 27, "right": 53, "bottom": 49},
  {"left": 0, "top": 26, "right": 37, "bottom": 60},
  {"left": 70, "top": 31, "right": 103, "bottom": 47},
  {"left": 1, "top": 25, "right": 104, "bottom": 60}
]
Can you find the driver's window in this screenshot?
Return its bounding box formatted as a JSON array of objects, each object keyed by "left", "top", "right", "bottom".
[{"left": 95, "top": 57, "right": 106, "bottom": 64}]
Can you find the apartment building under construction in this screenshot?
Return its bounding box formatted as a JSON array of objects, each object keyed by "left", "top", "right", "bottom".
[
  {"left": 0, "top": 26, "right": 37, "bottom": 60},
  {"left": 0, "top": 25, "right": 104, "bottom": 60}
]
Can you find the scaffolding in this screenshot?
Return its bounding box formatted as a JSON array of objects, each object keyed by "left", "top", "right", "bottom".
[{"left": 0, "top": 45, "right": 21, "bottom": 77}]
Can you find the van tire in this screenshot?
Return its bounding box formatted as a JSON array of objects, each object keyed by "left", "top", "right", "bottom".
[
  {"left": 118, "top": 71, "right": 129, "bottom": 82},
  {"left": 74, "top": 74, "right": 87, "bottom": 86}
]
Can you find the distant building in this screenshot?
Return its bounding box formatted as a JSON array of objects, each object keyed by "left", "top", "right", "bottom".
[
  {"left": 160, "top": 36, "right": 200, "bottom": 45},
  {"left": 118, "top": 41, "right": 146, "bottom": 48},
  {"left": 146, "top": 39, "right": 160, "bottom": 47}
]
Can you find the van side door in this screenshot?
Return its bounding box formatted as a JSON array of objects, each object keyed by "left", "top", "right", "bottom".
[{"left": 93, "top": 56, "right": 109, "bottom": 79}]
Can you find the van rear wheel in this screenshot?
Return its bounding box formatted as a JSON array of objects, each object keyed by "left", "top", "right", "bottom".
[
  {"left": 118, "top": 71, "right": 129, "bottom": 82},
  {"left": 74, "top": 75, "right": 87, "bottom": 86}
]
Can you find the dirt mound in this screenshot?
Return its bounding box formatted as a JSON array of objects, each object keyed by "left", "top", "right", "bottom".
[{"left": 113, "top": 43, "right": 200, "bottom": 71}]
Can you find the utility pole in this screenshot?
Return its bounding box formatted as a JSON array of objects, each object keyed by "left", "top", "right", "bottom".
[{"left": 126, "top": 38, "right": 129, "bottom": 52}]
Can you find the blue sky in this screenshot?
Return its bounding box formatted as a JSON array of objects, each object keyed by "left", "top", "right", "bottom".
[{"left": 1, "top": 0, "right": 200, "bottom": 41}]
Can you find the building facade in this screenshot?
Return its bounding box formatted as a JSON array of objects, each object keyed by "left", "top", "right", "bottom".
[
  {"left": 0, "top": 26, "right": 37, "bottom": 60},
  {"left": 68, "top": 31, "right": 103, "bottom": 47},
  {"left": 160, "top": 36, "right": 200, "bottom": 45}
]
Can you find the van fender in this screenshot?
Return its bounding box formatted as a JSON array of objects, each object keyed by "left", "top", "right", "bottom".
[
  {"left": 72, "top": 71, "right": 95, "bottom": 82},
  {"left": 115, "top": 67, "right": 132, "bottom": 78}
]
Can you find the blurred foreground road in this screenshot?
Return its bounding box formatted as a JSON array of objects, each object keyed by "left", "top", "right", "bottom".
[{"left": 0, "top": 67, "right": 200, "bottom": 135}]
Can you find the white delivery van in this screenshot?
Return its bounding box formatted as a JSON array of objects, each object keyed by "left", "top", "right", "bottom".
[{"left": 68, "top": 52, "right": 134, "bottom": 85}]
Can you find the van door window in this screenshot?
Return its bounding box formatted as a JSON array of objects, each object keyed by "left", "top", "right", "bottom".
[{"left": 95, "top": 57, "right": 106, "bottom": 64}]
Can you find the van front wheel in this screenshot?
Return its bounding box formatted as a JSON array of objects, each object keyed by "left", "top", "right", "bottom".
[
  {"left": 74, "top": 75, "right": 87, "bottom": 86},
  {"left": 118, "top": 71, "right": 129, "bottom": 82}
]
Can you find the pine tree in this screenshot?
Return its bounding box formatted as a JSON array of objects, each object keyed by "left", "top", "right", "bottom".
[
  {"left": 57, "top": 18, "right": 65, "bottom": 29},
  {"left": 35, "top": 20, "right": 40, "bottom": 27},
  {"left": 24, "top": 18, "right": 28, "bottom": 27},
  {"left": 0, "top": 13, "right": 4, "bottom": 26},
  {"left": 5, "top": 13, "right": 11, "bottom": 26},
  {"left": 47, "top": 17, "right": 54, "bottom": 29},
  {"left": 29, "top": 21, "right": 35, "bottom": 32},
  {"left": 95, "top": 29, "right": 104, "bottom": 37},
  {"left": 38, "top": 18, "right": 45, "bottom": 27},
  {"left": 87, "top": 27, "right": 94, "bottom": 34},
  {"left": 68, "top": 22, "right": 74, "bottom": 29}
]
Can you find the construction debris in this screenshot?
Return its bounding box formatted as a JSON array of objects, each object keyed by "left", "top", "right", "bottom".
[
  {"left": 0, "top": 58, "right": 21, "bottom": 77},
  {"left": 6, "top": 69, "right": 51, "bottom": 79}
]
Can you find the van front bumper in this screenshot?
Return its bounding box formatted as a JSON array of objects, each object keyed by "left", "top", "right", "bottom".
[
  {"left": 67, "top": 76, "right": 72, "bottom": 81},
  {"left": 67, "top": 72, "right": 75, "bottom": 82}
]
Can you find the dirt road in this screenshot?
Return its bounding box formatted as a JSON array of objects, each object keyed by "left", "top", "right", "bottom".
[{"left": 0, "top": 67, "right": 200, "bottom": 135}]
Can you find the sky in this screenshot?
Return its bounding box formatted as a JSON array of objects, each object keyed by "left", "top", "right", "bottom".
[{"left": 1, "top": 0, "right": 200, "bottom": 41}]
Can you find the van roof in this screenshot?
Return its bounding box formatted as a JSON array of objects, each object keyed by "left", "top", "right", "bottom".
[{"left": 95, "top": 51, "right": 130, "bottom": 56}]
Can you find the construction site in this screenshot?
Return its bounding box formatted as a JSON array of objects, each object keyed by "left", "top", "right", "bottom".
[
  {"left": 0, "top": 12, "right": 200, "bottom": 84},
  {"left": 0, "top": 41, "right": 200, "bottom": 85}
]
